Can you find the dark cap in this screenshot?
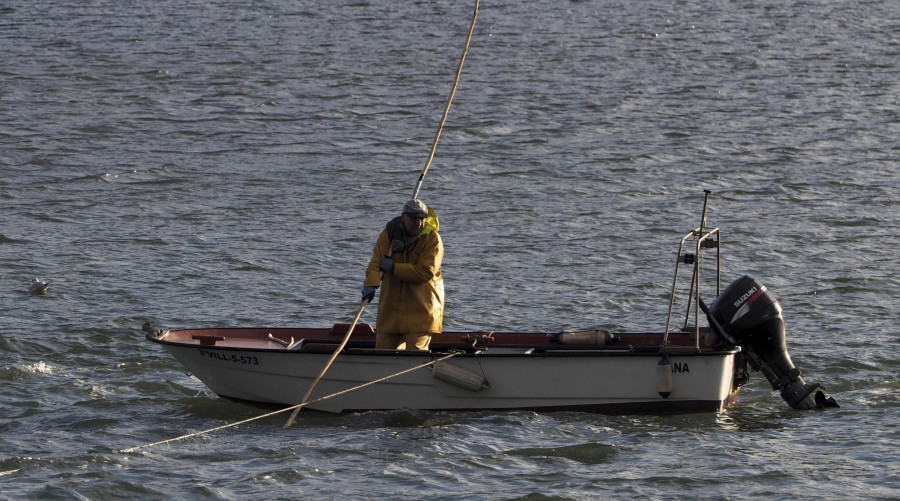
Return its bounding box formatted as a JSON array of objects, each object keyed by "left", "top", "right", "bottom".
[{"left": 402, "top": 199, "right": 429, "bottom": 218}]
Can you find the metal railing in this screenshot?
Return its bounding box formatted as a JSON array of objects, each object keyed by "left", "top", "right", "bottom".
[{"left": 662, "top": 191, "right": 721, "bottom": 351}]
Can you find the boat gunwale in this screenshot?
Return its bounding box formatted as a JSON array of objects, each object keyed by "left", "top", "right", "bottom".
[{"left": 146, "top": 333, "right": 741, "bottom": 358}]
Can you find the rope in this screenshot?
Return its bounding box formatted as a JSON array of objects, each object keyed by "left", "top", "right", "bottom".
[
  {"left": 117, "top": 351, "right": 462, "bottom": 453},
  {"left": 412, "top": 0, "right": 479, "bottom": 200}
]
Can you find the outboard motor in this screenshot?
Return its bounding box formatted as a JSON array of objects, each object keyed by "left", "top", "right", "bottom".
[{"left": 707, "top": 275, "right": 836, "bottom": 410}]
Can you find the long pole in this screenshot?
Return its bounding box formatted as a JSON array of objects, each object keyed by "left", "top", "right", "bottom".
[
  {"left": 412, "top": 0, "right": 479, "bottom": 200},
  {"left": 284, "top": 242, "right": 400, "bottom": 427},
  {"left": 282, "top": 298, "right": 370, "bottom": 428},
  {"left": 283, "top": 0, "right": 479, "bottom": 429}
]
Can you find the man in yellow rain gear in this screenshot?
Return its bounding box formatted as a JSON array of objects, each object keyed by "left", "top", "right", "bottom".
[{"left": 362, "top": 199, "right": 444, "bottom": 350}]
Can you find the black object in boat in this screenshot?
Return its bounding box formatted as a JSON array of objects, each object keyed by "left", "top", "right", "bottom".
[{"left": 705, "top": 275, "right": 838, "bottom": 410}]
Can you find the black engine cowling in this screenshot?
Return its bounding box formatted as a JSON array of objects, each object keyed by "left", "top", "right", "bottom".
[{"left": 707, "top": 275, "right": 833, "bottom": 410}]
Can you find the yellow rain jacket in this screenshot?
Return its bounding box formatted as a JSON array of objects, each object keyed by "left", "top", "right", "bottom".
[{"left": 364, "top": 217, "right": 444, "bottom": 335}]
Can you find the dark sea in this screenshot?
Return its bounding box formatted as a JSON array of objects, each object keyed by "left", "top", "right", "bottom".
[{"left": 2, "top": 0, "right": 898, "bottom": 499}]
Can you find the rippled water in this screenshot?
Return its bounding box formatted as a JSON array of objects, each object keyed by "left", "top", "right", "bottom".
[{"left": 2, "top": 0, "right": 898, "bottom": 499}]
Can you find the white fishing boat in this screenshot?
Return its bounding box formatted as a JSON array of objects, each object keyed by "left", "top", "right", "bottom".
[
  {"left": 144, "top": 194, "right": 837, "bottom": 415},
  {"left": 143, "top": 6, "right": 837, "bottom": 417}
]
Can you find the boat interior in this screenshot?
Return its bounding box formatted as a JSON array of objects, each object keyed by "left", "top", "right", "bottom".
[{"left": 153, "top": 323, "right": 726, "bottom": 355}]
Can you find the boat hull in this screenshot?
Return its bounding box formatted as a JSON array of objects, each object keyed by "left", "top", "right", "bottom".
[{"left": 153, "top": 329, "right": 741, "bottom": 414}]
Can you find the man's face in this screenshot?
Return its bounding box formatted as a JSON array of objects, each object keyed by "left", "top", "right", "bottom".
[{"left": 402, "top": 213, "right": 426, "bottom": 235}]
